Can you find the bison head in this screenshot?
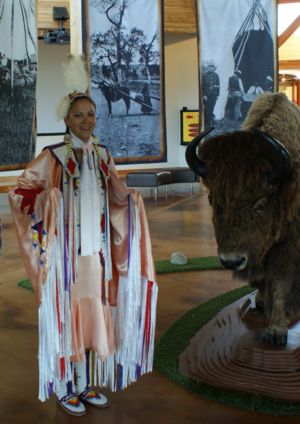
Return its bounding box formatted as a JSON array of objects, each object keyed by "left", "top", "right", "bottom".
[{"left": 186, "top": 129, "right": 295, "bottom": 277}]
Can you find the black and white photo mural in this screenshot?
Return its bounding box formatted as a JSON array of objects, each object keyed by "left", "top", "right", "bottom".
[
  {"left": 197, "top": 0, "right": 277, "bottom": 134},
  {"left": 0, "top": 0, "right": 37, "bottom": 170},
  {"left": 83, "top": 0, "right": 166, "bottom": 164}
]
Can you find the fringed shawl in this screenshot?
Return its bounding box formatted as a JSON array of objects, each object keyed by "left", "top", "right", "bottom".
[{"left": 9, "top": 141, "right": 157, "bottom": 401}]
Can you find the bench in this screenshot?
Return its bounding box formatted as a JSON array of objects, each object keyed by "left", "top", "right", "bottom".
[
  {"left": 126, "top": 170, "right": 172, "bottom": 200},
  {"left": 168, "top": 167, "right": 200, "bottom": 184},
  {"left": 126, "top": 167, "right": 199, "bottom": 200}
]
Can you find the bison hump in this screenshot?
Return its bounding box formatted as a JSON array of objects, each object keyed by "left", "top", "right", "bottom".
[{"left": 242, "top": 93, "right": 300, "bottom": 161}]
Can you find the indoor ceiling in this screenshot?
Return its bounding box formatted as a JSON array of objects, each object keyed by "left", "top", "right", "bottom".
[
  {"left": 278, "top": 1, "right": 300, "bottom": 78},
  {"left": 37, "top": 0, "right": 300, "bottom": 76}
]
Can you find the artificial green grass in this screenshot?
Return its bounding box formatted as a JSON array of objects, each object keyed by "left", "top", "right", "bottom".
[
  {"left": 155, "top": 256, "right": 222, "bottom": 274},
  {"left": 154, "top": 286, "right": 300, "bottom": 415},
  {"left": 18, "top": 256, "right": 222, "bottom": 292},
  {"left": 17, "top": 279, "right": 34, "bottom": 292}
]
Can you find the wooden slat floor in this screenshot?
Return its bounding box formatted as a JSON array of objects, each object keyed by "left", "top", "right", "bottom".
[{"left": 0, "top": 183, "right": 299, "bottom": 423}]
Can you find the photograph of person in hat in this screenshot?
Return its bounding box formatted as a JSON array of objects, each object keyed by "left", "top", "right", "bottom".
[
  {"left": 201, "top": 60, "right": 220, "bottom": 128},
  {"left": 225, "top": 69, "right": 245, "bottom": 122}
]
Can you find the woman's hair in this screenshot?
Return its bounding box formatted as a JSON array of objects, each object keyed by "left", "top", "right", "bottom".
[{"left": 68, "top": 95, "right": 96, "bottom": 114}]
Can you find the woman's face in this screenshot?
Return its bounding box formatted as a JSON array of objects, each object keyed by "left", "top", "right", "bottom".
[{"left": 64, "top": 98, "right": 96, "bottom": 142}]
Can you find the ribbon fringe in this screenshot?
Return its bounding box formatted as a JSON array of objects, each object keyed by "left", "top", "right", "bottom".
[
  {"left": 38, "top": 197, "right": 73, "bottom": 401},
  {"left": 37, "top": 192, "right": 157, "bottom": 399},
  {"left": 93, "top": 200, "right": 158, "bottom": 390}
]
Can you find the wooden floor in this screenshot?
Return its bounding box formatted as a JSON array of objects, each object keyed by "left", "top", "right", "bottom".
[{"left": 0, "top": 183, "right": 299, "bottom": 423}]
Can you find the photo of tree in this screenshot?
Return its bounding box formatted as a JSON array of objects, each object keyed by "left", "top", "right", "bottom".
[{"left": 84, "top": 0, "right": 166, "bottom": 164}]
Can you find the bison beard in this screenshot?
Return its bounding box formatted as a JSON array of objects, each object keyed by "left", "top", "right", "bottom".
[{"left": 186, "top": 93, "right": 300, "bottom": 346}]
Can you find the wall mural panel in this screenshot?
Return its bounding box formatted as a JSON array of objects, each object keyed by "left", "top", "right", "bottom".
[
  {"left": 197, "top": 0, "right": 277, "bottom": 135},
  {"left": 0, "top": 0, "right": 37, "bottom": 170},
  {"left": 83, "top": 0, "right": 166, "bottom": 164}
]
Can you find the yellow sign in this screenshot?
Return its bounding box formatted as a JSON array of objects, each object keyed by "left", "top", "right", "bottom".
[{"left": 180, "top": 109, "right": 200, "bottom": 145}]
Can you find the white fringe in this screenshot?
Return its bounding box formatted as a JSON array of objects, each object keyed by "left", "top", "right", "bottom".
[
  {"left": 93, "top": 199, "right": 158, "bottom": 391},
  {"left": 38, "top": 197, "right": 73, "bottom": 401},
  {"left": 104, "top": 189, "right": 112, "bottom": 282},
  {"left": 38, "top": 189, "right": 157, "bottom": 399},
  {"left": 67, "top": 180, "right": 78, "bottom": 285}
]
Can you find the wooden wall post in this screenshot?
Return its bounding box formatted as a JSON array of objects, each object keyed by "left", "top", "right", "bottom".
[{"left": 70, "top": 0, "right": 82, "bottom": 55}]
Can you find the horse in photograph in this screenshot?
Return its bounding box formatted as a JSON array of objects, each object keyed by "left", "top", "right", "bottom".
[
  {"left": 97, "top": 80, "right": 130, "bottom": 117},
  {"left": 186, "top": 93, "right": 300, "bottom": 346}
]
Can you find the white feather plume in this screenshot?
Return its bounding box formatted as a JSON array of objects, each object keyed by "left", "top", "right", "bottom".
[
  {"left": 56, "top": 55, "right": 89, "bottom": 121},
  {"left": 56, "top": 96, "right": 71, "bottom": 121},
  {"left": 62, "top": 55, "right": 88, "bottom": 94}
]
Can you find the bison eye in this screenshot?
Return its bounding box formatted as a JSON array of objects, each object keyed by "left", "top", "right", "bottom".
[{"left": 253, "top": 197, "right": 267, "bottom": 214}]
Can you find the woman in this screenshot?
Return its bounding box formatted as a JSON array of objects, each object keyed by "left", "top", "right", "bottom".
[{"left": 9, "top": 57, "right": 157, "bottom": 417}]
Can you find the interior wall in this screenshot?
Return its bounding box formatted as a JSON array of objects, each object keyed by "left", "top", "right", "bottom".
[
  {"left": 164, "top": 33, "right": 199, "bottom": 167},
  {"left": 1, "top": 33, "right": 199, "bottom": 176},
  {"left": 36, "top": 40, "right": 69, "bottom": 135}
]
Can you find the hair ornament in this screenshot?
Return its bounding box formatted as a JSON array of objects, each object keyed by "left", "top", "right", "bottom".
[{"left": 56, "top": 55, "right": 93, "bottom": 121}]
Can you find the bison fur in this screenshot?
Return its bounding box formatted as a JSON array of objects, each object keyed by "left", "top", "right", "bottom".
[{"left": 187, "top": 93, "right": 300, "bottom": 346}]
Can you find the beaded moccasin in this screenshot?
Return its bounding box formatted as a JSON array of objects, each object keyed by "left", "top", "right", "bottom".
[
  {"left": 57, "top": 394, "right": 86, "bottom": 416},
  {"left": 78, "top": 388, "right": 109, "bottom": 408}
]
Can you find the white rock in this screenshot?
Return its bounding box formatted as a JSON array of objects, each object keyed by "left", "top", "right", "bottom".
[{"left": 170, "top": 251, "right": 188, "bottom": 265}]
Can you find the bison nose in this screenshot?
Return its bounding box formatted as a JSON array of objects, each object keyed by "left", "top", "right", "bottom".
[{"left": 219, "top": 254, "right": 248, "bottom": 271}]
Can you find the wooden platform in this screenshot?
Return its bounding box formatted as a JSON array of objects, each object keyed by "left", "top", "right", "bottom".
[{"left": 179, "top": 293, "right": 300, "bottom": 402}]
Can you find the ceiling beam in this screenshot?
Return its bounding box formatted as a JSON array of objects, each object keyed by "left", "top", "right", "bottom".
[
  {"left": 279, "top": 59, "right": 300, "bottom": 69},
  {"left": 279, "top": 0, "right": 300, "bottom": 3},
  {"left": 278, "top": 14, "right": 300, "bottom": 47}
]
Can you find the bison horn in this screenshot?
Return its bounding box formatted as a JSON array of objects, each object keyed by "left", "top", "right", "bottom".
[
  {"left": 185, "top": 128, "right": 214, "bottom": 177},
  {"left": 252, "top": 129, "right": 292, "bottom": 184}
]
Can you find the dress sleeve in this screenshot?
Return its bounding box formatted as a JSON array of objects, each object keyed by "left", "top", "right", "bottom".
[
  {"left": 8, "top": 150, "right": 63, "bottom": 302},
  {"left": 107, "top": 152, "right": 156, "bottom": 304}
]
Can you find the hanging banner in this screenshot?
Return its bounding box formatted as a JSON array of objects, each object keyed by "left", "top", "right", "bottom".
[
  {"left": 83, "top": 0, "right": 166, "bottom": 164},
  {"left": 197, "top": 0, "right": 277, "bottom": 134},
  {"left": 0, "top": 0, "right": 37, "bottom": 170}
]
